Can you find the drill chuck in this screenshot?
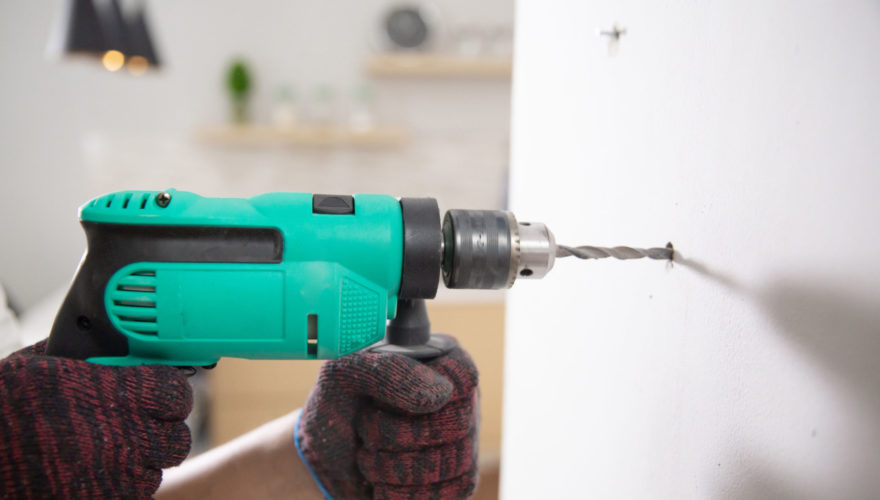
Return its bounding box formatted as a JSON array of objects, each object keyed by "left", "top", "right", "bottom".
[{"left": 440, "top": 209, "right": 557, "bottom": 290}]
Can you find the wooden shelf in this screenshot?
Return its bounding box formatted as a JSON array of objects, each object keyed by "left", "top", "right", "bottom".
[
  {"left": 193, "top": 124, "right": 407, "bottom": 148},
  {"left": 366, "top": 53, "right": 512, "bottom": 78}
]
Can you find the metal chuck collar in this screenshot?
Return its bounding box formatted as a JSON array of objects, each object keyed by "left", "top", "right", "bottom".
[{"left": 441, "top": 209, "right": 557, "bottom": 289}]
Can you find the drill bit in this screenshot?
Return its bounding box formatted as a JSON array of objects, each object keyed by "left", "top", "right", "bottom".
[{"left": 556, "top": 243, "right": 673, "bottom": 261}]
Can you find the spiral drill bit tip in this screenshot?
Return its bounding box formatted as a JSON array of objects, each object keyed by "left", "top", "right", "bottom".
[{"left": 556, "top": 242, "right": 673, "bottom": 261}]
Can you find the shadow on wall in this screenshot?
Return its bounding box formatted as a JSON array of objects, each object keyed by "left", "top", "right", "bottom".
[
  {"left": 717, "top": 453, "right": 812, "bottom": 500},
  {"left": 675, "top": 253, "right": 880, "bottom": 500}
]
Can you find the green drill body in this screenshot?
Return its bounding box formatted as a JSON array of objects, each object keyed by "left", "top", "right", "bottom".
[{"left": 47, "top": 189, "right": 404, "bottom": 366}]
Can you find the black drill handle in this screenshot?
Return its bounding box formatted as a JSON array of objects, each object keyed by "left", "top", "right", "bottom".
[
  {"left": 46, "top": 231, "right": 131, "bottom": 360},
  {"left": 368, "top": 299, "right": 457, "bottom": 359}
]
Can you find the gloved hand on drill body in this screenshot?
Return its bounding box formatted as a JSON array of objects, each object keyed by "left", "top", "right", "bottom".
[
  {"left": 0, "top": 340, "right": 192, "bottom": 499},
  {"left": 296, "top": 335, "right": 479, "bottom": 500}
]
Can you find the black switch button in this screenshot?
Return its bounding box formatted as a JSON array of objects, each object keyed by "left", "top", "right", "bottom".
[{"left": 312, "top": 194, "right": 355, "bottom": 215}]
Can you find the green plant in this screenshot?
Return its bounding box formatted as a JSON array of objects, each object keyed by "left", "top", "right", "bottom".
[{"left": 226, "top": 60, "right": 252, "bottom": 123}]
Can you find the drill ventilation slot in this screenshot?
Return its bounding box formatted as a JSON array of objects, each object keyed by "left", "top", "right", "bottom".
[
  {"left": 307, "top": 314, "right": 318, "bottom": 358},
  {"left": 108, "top": 269, "right": 159, "bottom": 336},
  {"left": 92, "top": 192, "right": 156, "bottom": 212}
]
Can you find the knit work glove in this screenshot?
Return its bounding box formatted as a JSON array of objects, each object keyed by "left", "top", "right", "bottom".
[
  {"left": 0, "top": 340, "right": 193, "bottom": 499},
  {"left": 296, "top": 336, "right": 479, "bottom": 499}
]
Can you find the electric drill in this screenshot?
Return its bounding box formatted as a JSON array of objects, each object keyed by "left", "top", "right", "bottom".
[{"left": 45, "top": 189, "right": 558, "bottom": 365}]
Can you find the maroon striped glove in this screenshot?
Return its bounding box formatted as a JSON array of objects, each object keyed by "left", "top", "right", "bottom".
[
  {"left": 0, "top": 340, "right": 192, "bottom": 499},
  {"left": 296, "top": 336, "right": 479, "bottom": 499}
]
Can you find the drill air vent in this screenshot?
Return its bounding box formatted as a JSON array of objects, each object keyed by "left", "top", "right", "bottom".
[
  {"left": 108, "top": 269, "right": 159, "bottom": 336},
  {"left": 91, "top": 191, "right": 155, "bottom": 211}
]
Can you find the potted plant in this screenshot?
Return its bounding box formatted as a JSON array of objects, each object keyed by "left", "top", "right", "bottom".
[{"left": 226, "top": 59, "right": 252, "bottom": 124}]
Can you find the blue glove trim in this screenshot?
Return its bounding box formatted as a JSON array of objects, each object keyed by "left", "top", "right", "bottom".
[{"left": 294, "top": 410, "right": 335, "bottom": 500}]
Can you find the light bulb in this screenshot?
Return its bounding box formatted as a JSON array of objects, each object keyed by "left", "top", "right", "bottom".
[
  {"left": 102, "top": 50, "right": 125, "bottom": 72},
  {"left": 127, "top": 55, "right": 148, "bottom": 76}
]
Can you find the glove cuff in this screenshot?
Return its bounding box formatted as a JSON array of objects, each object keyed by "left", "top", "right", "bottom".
[{"left": 294, "top": 410, "right": 335, "bottom": 500}]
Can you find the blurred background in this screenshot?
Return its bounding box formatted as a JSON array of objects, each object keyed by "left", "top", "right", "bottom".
[{"left": 0, "top": 0, "right": 511, "bottom": 497}]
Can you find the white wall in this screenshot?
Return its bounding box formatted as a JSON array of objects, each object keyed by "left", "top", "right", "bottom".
[
  {"left": 503, "top": 1, "right": 880, "bottom": 498},
  {"left": 0, "top": 0, "right": 513, "bottom": 308}
]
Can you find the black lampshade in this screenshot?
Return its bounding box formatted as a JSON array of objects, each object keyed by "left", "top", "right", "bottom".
[
  {"left": 93, "top": 0, "right": 130, "bottom": 56},
  {"left": 126, "top": 6, "right": 161, "bottom": 67},
  {"left": 49, "top": 0, "right": 161, "bottom": 71},
  {"left": 54, "top": 0, "right": 106, "bottom": 55}
]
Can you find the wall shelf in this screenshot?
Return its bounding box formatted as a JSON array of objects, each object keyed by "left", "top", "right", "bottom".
[
  {"left": 366, "top": 53, "right": 512, "bottom": 78},
  {"left": 193, "top": 124, "right": 407, "bottom": 148}
]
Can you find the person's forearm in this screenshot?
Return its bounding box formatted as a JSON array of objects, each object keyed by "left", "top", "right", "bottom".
[{"left": 156, "top": 410, "right": 324, "bottom": 500}]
